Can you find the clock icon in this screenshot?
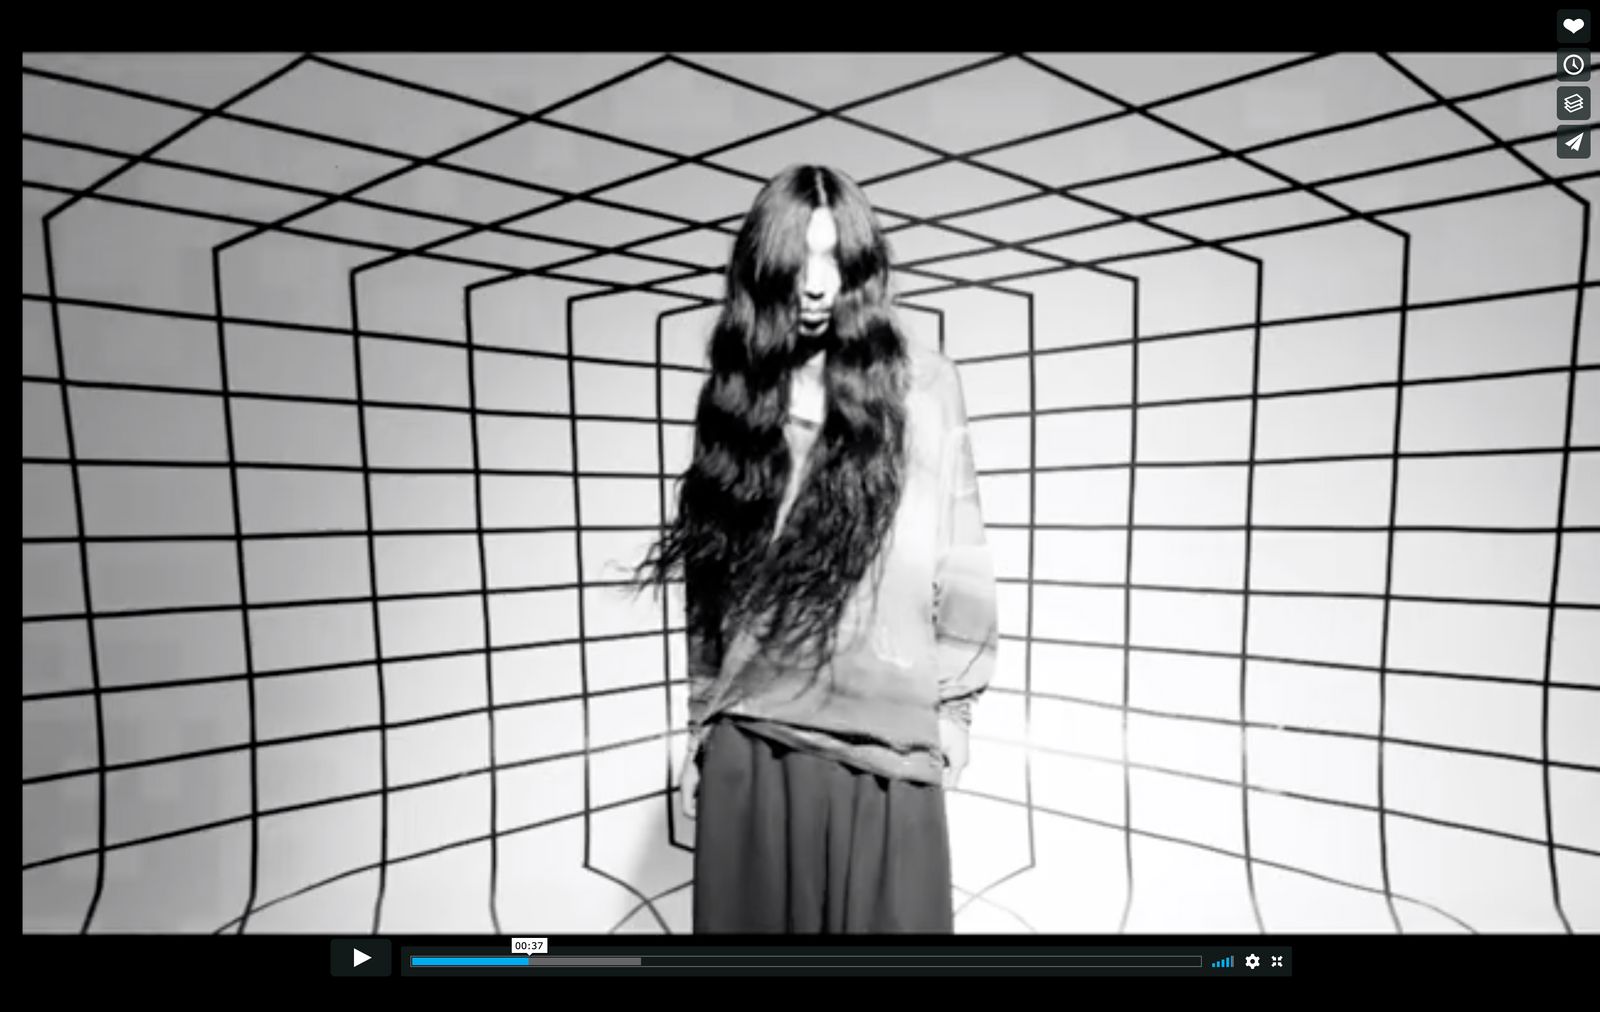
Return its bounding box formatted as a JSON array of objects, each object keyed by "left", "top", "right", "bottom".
[{"left": 1561, "top": 49, "right": 1592, "bottom": 80}]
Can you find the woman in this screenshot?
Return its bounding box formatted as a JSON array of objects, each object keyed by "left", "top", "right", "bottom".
[{"left": 634, "top": 164, "right": 998, "bottom": 933}]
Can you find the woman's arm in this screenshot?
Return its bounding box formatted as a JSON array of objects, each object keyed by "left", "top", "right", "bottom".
[
  {"left": 932, "top": 358, "right": 999, "bottom": 729},
  {"left": 686, "top": 622, "right": 721, "bottom": 755}
]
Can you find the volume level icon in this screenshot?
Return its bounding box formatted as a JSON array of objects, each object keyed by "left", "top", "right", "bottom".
[{"left": 1210, "top": 955, "right": 1234, "bottom": 968}]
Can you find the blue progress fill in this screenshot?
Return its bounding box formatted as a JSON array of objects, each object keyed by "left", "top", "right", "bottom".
[{"left": 412, "top": 957, "right": 532, "bottom": 967}]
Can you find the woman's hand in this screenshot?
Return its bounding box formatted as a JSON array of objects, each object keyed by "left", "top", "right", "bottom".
[
  {"left": 680, "top": 738, "right": 702, "bottom": 819},
  {"left": 940, "top": 715, "right": 969, "bottom": 789}
]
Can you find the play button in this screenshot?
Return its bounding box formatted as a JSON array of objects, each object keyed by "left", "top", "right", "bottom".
[{"left": 331, "top": 938, "right": 391, "bottom": 977}]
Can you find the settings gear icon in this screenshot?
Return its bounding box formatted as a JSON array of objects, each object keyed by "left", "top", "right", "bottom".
[{"left": 1245, "top": 953, "right": 1261, "bottom": 969}]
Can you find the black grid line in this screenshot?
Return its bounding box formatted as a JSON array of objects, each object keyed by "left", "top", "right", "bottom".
[
  {"left": 20, "top": 278, "right": 1599, "bottom": 377},
  {"left": 461, "top": 281, "right": 501, "bottom": 935},
  {"left": 21, "top": 520, "right": 1600, "bottom": 550},
  {"left": 21, "top": 50, "right": 1600, "bottom": 937},
  {"left": 1236, "top": 268, "right": 1270, "bottom": 933},
  {"left": 23, "top": 443, "right": 1600, "bottom": 491},
  {"left": 196, "top": 52, "right": 311, "bottom": 942},
  {"left": 339, "top": 233, "right": 391, "bottom": 935},
  {"left": 22, "top": 634, "right": 1600, "bottom": 729},
  {"left": 19, "top": 353, "right": 1600, "bottom": 434},
  {"left": 37, "top": 138, "right": 111, "bottom": 941},
  {"left": 1118, "top": 281, "right": 1140, "bottom": 932}
]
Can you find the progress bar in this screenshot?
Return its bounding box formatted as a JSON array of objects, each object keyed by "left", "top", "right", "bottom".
[
  {"left": 401, "top": 949, "right": 1293, "bottom": 976},
  {"left": 413, "top": 957, "right": 642, "bottom": 967}
]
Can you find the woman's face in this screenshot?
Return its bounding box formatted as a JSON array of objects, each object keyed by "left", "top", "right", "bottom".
[{"left": 798, "top": 207, "right": 841, "bottom": 337}]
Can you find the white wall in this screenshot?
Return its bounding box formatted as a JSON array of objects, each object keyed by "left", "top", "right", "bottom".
[{"left": 20, "top": 51, "right": 1600, "bottom": 935}]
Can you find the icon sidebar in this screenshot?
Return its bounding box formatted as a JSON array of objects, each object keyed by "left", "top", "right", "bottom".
[{"left": 331, "top": 938, "right": 393, "bottom": 977}]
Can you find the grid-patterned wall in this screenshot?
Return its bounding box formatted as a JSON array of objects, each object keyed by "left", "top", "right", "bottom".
[{"left": 20, "top": 51, "right": 1600, "bottom": 935}]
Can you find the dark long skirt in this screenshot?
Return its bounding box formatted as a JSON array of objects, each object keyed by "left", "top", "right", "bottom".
[{"left": 691, "top": 718, "right": 955, "bottom": 933}]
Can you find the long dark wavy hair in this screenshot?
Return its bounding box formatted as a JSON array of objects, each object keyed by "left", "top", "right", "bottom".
[{"left": 633, "top": 164, "right": 911, "bottom": 679}]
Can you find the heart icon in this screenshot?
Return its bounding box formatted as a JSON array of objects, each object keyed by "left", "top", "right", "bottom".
[{"left": 1566, "top": 17, "right": 1586, "bottom": 32}]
